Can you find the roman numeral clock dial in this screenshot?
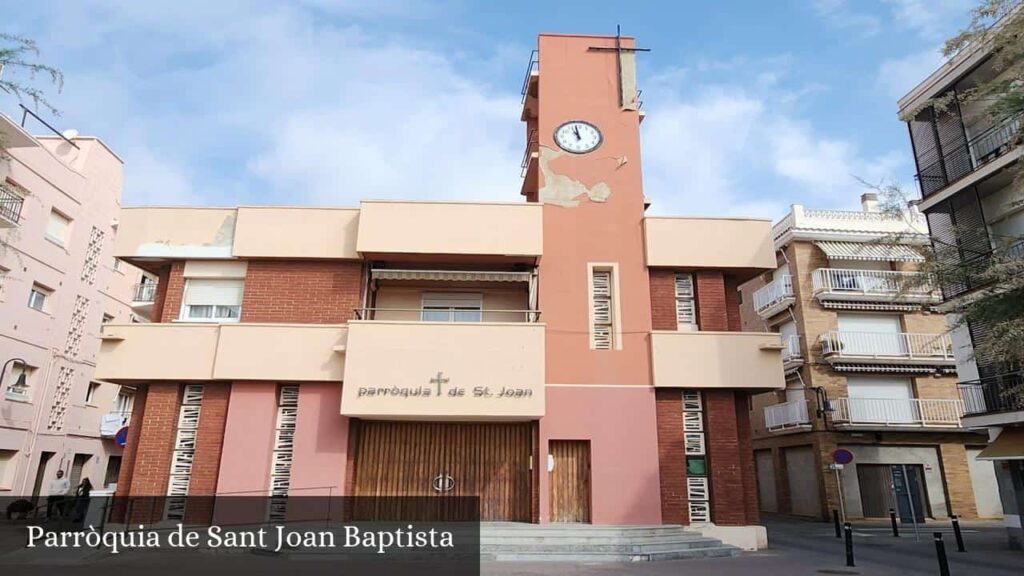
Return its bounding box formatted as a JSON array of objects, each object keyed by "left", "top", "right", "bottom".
[{"left": 554, "top": 120, "right": 602, "bottom": 154}]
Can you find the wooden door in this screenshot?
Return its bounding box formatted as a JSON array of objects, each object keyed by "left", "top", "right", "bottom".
[
  {"left": 549, "top": 440, "right": 591, "bottom": 523},
  {"left": 350, "top": 421, "right": 533, "bottom": 521},
  {"left": 856, "top": 464, "right": 895, "bottom": 518}
]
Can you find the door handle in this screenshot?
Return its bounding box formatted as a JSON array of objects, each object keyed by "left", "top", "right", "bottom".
[{"left": 432, "top": 473, "right": 455, "bottom": 492}]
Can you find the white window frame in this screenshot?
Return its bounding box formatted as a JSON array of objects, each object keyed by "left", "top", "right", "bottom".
[
  {"left": 588, "top": 263, "right": 622, "bottom": 350},
  {"left": 28, "top": 283, "right": 52, "bottom": 313},
  {"left": 85, "top": 382, "right": 101, "bottom": 405},
  {"left": 45, "top": 208, "right": 72, "bottom": 246},
  {"left": 674, "top": 273, "right": 698, "bottom": 331},
  {"left": 179, "top": 278, "right": 243, "bottom": 323},
  {"left": 116, "top": 389, "right": 134, "bottom": 414},
  {"left": 420, "top": 292, "right": 483, "bottom": 322}
]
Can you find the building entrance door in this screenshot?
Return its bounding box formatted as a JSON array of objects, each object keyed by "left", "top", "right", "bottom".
[
  {"left": 549, "top": 440, "right": 591, "bottom": 523},
  {"left": 349, "top": 421, "right": 534, "bottom": 521}
]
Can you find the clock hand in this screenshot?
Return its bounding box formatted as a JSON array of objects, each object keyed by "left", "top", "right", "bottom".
[{"left": 573, "top": 126, "right": 581, "bottom": 140}]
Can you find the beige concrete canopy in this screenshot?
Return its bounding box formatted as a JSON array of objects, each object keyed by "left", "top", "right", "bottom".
[
  {"left": 977, "top": 428, "right": 1024, "bottom": 460},
  {"left": 370, "top": 269, "right": 532, "bottom": 282},
  {"left": 815, "top": 241, "right": 923, "bottom": 262}
]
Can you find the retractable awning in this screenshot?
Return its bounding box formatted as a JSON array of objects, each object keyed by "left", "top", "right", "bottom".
[
  {"left": 815, "top": 241, "right": 924, "bottom": 262},
  {"left": 977, "top": 429, "right": 1024, "bottom": 460},
  {"left": 371, "top": 269, "right": 531, "bottom": 282}
]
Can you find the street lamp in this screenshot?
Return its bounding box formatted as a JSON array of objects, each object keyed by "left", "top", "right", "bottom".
[{"left": 1, "top": 358, "right": 28, "bottom": 398}]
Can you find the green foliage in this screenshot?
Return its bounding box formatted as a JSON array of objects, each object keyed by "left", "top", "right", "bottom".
[{"left": 0, "top": 32, "right": 63, "bottom": 116}]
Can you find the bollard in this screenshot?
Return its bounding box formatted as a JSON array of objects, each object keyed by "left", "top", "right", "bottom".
[
  {"left": 844, "top": 522, "right": 855, "bottom": 567},
  {"left": 951, "top": 514, "right": 966, "bottom": 553},
  {"left": 889, "top": 508, "right": 900, "bottom": 537},
  {"left": 833, "top": 509, "right": 842, "bottom": 538},
  {"left": 934, "top": 532, "right": 950, "bottom": 576}
]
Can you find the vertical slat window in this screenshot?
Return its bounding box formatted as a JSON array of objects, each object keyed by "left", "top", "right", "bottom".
[
  {"left": 591, "top": 269, "right": 613, "bottom": 349},
  {"left": 674, "top": 273, "right": 697, "bottom": 329}
]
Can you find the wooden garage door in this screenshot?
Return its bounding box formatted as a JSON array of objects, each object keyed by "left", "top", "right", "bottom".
[
  {"left": 549, "top": 440, "right": 591, "bottom": 523},
  {"left": 350, "top": 421, "right": 534, "bottom": 521}
]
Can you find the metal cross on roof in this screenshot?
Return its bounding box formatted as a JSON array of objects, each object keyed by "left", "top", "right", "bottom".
[{"left": 587, "top": 26, "right": 651, "bottom": 109}]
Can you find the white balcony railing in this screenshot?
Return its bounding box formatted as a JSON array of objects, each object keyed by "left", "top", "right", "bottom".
[
  {"left": 100, "top": 410, "right": 131, "bottom": 437},
  {"left": 753, "top": 275, "right": 794, "bottom": 316},
  {"left": 133, "top": 283, "right": 157, "bottom": 303},
  {"left": 765, "top": 398, "right": 810, "bottom": 430},
  {"left": 811, "top": 268, "right": 939, "bottom": 302},
  {"left": 820, "top": 331, "right": 953, "bottom": 361},
  {"left": 832, "top": 397, "right": 963, "bottom": 427},
  {"left": 781, "top": 334, "right": 802, "bottom": 364}
]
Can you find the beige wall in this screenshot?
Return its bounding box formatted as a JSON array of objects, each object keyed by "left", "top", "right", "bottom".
[
  {"left": 372, "top": 284, "right": 529, "bottom": 322},
  {"left": 341, "top": 320, "right": 544, "bottom": 419},
  {"left": 356, "top": 200, "right": 543, "bottom": 257},
  {"left": 96, "top": 323, "right": 346, "bottom": 382},
  {"left": 114, "top": 207, "right": 237, "bottom": 259},
  {"left": 650, "top": 331, "right": 785, "bottom": 390},
  {"left": 644, "top": 217, "right": 775, "bottom": 272},
  {"left": 233, "top": 207, "right": 359, "bottom": 259}
]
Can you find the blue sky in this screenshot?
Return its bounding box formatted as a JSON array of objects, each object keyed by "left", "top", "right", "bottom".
[{"left": 3, "top": 0, "right": 974, "bottom": 218}]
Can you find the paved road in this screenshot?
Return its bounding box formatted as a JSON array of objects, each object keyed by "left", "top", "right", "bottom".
[{"left": 482, "top": 516, "right": 1022, "bottom": 576}]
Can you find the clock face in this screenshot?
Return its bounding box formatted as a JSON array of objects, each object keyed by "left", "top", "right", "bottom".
[{"left": 554, "top": 120, "right": 602, "bottom": 154}]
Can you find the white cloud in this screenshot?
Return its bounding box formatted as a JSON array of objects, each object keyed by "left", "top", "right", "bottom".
[
  {"left": 883, "top": 0, "right": 972, "bottom": 40},
  {"left": 812, "top": 0, "right": 883, "bottom": 38},
  {"left": 875, "top": 47, "right": 946, "bottom": 101}
]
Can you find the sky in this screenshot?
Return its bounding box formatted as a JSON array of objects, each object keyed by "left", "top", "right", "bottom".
[{"left": 2, "top": 0, "right": 976, "bottom": 219}]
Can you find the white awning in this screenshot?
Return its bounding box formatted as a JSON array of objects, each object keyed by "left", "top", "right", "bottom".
[
  {"left": 815, "top": 241, "right": 924, "bottom": 262},
  {"left": 977, "top": 429, "right": 1024, "bottom": 460},
  {"left": 371, "top": 269, "right": 531, "bottom": 282}
]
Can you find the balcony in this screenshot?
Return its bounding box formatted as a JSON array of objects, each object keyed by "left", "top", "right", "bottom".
[
  {"left": 651, "top": 331, "right": 786, "bottom": 391},
  {"left": 341, "top": 318, "right": 545, "bottom": 419},
  {"left": 96, "top": 323, "right": 347, "bottom": 383},
  {"left": 819, "top": 331, "right": 954, "bottom": 368},
  {"left": 959, "top": 370, "right": 1024, "bottom": 424},
  {"left": 753, "top": 275, "right": 795, "bottom": 319},
  {"left": 831, "top": 397, "right": 963, "bottom": 428},
  {"left": 811, "top": 268, "right": 940, "bottom": 305},
  {"left": 132, "top": 283, "right": 156, "bottom": 303},
  {"left": 0, "top": 183, "right": 25, "bottom": 227},
  {"left": 100, "top": 410, "right": 131, "bottom": 437},
  {"left": 781, "top": 335, "right": 803, "bottom": 373},
  {"left": 915, "top": 112, "right": 1023, "bottom": 199},
  {"left": 644, "top": 217, "right": 775, "bottom": 277},
  {"left": 765, "top": 397, "right": 811, "bottom": 431}
]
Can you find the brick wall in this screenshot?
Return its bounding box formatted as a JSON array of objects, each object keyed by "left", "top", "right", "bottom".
[
  {"left": 160, "top": 262, "right": 186, "bottom": 321},
  {"left": 111, "top": 386, "right": 149, "bottom": 521},
  {"left": 124, "top": 382, "right": 180, "bottom": 523},
  {"left": 151, "top": 266, "right": 172, "bottom": 322},
  {"left": 241, "top": 260, "right": 363, "bottom": 323},
  {"left": 695, "top": 271, "right": 728, "bottom": 331},
  {"left": 655, "top": 389, "right": 688, "bottom": 523},
  {"left": 724, "top": 274, "right": 742, "bottom": 331},
  {"left": 735, "top": 395, "right": 760, "bottom": 524},
  {"left": 184, "top": 383, "right": 231, "bottom": 524},
  {"left": 938, "top": 442, "right": 979, "bottom": 519},
  {"left": 705, "top": 390, "right": 758, "bottom": 525},
  {"left": 649, "top": 270, "right": 678, "bottom": 331}
]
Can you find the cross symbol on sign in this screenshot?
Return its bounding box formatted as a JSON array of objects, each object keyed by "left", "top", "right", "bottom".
[{"left": 430, "top": 371, "right": 450, "bottom": 397}]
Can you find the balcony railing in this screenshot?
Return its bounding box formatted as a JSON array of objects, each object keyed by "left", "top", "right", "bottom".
[
  {"left": 916, "top": 112, "right": 1023, "bottom": 198},
  {"left": 520, "top": 128, "right": 538, "bottom": 178},
  {"left": 353, "top": 308, "right": 541, "bottom": 323},
  {"left": 958, "top": 370, "right": 1024, "bottom": 417},
  {"left": 811, "top": 268, "right": 939, "bottom": 303},
  {"left": 133, "top": 283, "right": 157, "bottom": 303},
  {"left": 100, "top": 410, "right": 131, "bottom": 437},
  {"left": 820, "top": 331, "right": 954, "bottom": 362},
  {"left": 781, "top": 334, "right": 801, "bottom": 363},
  {"left": 832, "top": 397, "right": 963, "bottom": 427},
  {"left": 0, "top": 183, "right": 25, "bottom": 226},
  {"left": 753, "top": 275, "right": 794, "bottom": 317},
  {"left": 765, "top": 398, "right": 810, "bottom": 430}
]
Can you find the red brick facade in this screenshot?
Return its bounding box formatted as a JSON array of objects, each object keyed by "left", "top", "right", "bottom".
[
  {"left": 724, "top": 275, "right": 742, "bottom": 331},
  {"left": 159, "top": 262, "right": 187, "bottom": 322},
  {"left": 655, "top": 389, "right": 688, "bottom": 523},
  {"left": 649, "top": 269, "right": 678, "bottom": 331},
  {"left": 695, "top": 271, "right": 728, "bottom": 331},
  {"left": 705, "top": 390, "right": 759, "bottom": 525},
  {"left": 240, "top": 260, "right": 363, "bottom": 323},
  {"left": 184, "top": 383, "right": 231, "bottom": 524}
]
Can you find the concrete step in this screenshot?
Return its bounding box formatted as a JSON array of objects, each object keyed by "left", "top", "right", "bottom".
[
  {"left": 481, "top": 537, "right": 727, "bottom": 554},
  {"left": 480, "top": 534, "right": 709, "bottom": 545},
  {"left": 482, "top": 546, "right": 741, "bottom": 562}
]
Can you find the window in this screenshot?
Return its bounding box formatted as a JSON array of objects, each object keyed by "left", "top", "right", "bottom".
[
  {"left": 0, "top": 266, "right": 8, "bottom": 302},
  {"left": 102, "top": 313, "right": 115, "bottom": 324},
  {"left": 591, "top": 268, "right": 615, "bottom": 349},
  {"left": 420, "top": 293, "right": 483, "bottom": 322},
  {"left": 675, "top": 273, "right": 697, "bottom": 330},
  {"left": 84, "top": 382, "right": 101, "bottom": 405},
  {"left": 3, "top": 363, "right": 35, "bottom": 401},
  {"left": 28, "top": 283, "right": 51, "bottom": 312},
  {"left": 115, "top": 390, "right": 134, "bottom": 414},
  {"left": 181, "top": 279, "right": 243, "bottom": 322},
  {"left": 112, "top": 258, "right": 122, "bottom": 272},
  {"left": 46, "top": 209, "right": 72, "bottom": 246},
  {"left": 0, "top": 449, "right": 18, "bottom": 489}
]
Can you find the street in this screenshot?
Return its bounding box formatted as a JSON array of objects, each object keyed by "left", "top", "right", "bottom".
[{"left": 482, "top": 517, "right": 1023, "bottom": 576}]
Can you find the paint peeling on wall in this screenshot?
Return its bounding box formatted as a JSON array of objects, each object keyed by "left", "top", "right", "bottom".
[
  {"left": 137, "top": 213, "right": 237, "bottom": 258},
  {"left": 537, "top": 147, "right": 612, "bottom": 207}
]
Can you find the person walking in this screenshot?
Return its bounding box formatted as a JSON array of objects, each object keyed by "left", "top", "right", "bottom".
[{"left": 45, "top": 470, "right": 70, "bottom": 520}]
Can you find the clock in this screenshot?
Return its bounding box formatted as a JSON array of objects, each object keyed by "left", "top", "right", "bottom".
[{"left": 554, "top": 120, "right": 602, "bottom": 154}]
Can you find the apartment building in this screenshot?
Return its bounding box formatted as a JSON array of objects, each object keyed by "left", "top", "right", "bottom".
[
  {"left": 897, "top": 10, "right": 1024, "bottom": 548},
  {"left": 95, "top": 33, "right": 785, "bottom": 549},
  {"left": 739, "top": 195, "right": 999, "bottom": 523},
  {"left": 0, "top": 111, "right": 153, "bottom": 500}
]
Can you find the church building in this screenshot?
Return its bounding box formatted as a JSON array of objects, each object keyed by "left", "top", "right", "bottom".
[{"left": 96, "top": 32, "right": 784, "bottom": 549}]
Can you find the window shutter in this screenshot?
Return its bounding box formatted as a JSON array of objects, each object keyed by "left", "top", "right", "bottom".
[
  {"left": 591, "top": 270, "right": 613, "bottom": 349},
  {"left": 186, "top": 279, "right": 244, "bottom": 306}
]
